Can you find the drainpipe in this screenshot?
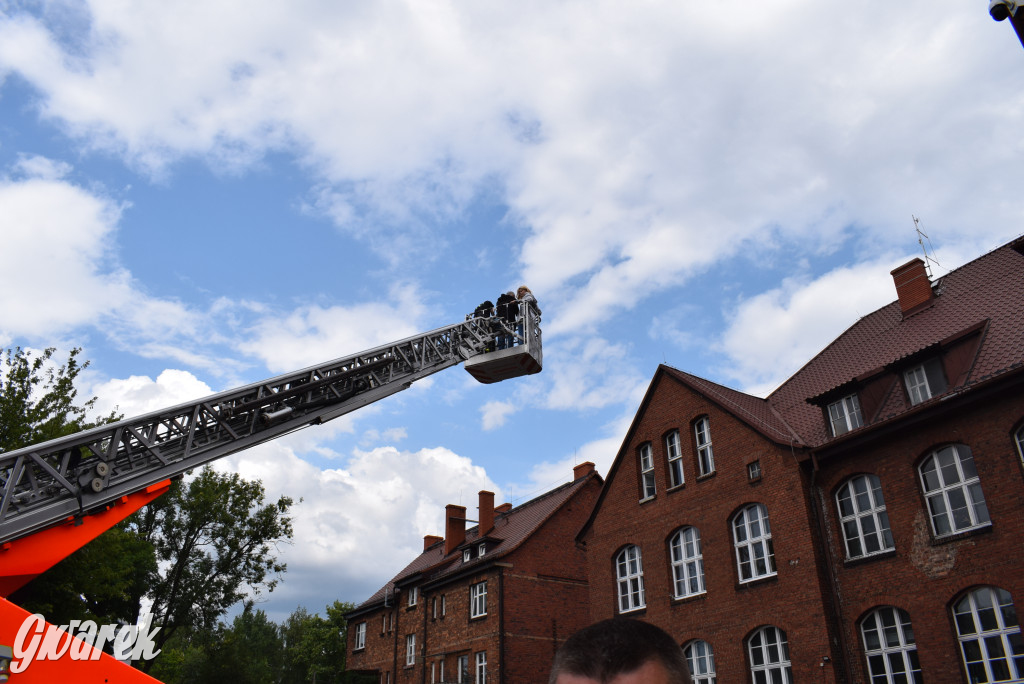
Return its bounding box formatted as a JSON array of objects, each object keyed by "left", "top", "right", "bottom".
[
  {"left": 807, "top": 450, "right": 854, "bottom": 684},
  {"left": 499, "top": 566, "right": 506, "bottom": 684}
]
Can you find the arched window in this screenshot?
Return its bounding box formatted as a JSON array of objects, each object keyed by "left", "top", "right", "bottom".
[
  {"left": 952, "top": 586, "right": 1023, "bottom": 682},
  {"left": 748, "top": 626, "right": 792, "bottom": 684},
  {"left": 919, "top": 445, "right": 990, "bottom": 537},
  {"left": 836, "top": 474, "right": 895, "bottom": 559},
  {"left": 860, "top": 607, "right": 921, "bottom": 683},
  {"left": 638, "top": 443, "right": 656, "bottom": 500},
  {"left": 683, "top": 640, "right": 716, "bottom": 684},
  {"left": 615, "top": 545, "right": 645, "bottom": 613},
  {"left": 669, "top": 527, "right": 705, "bottom": 599},
  {"left": 733, "top": 504, "right": 776, "bottom": 582}
]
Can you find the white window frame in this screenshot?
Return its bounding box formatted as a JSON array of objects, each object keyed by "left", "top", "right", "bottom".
[
  {"left": 408, "top": 586, "right": 418, "bottom": 607},
  {"left": 639, "top": 443, "right": 656, "bottom": 500},
  {"left": 903, "top": 359, "right": 947, "bottom": 406},
  {"left": 919, "top": 444, "right": 990, "bottom": 537},
  {"left": 478, "top": 542, "right": 486, "bottom": 557},
  {"left": 670, "top": 526, "right": 705, "bottom": 599},
  {"left": 953, "top": 586, "right": 1023, "bottom": 683},
  {"left": 733, "top": 504, "right": 776, "bottom": 583},
  {"left": 1016, "top": 425, "right": 1024, "bottom": 464},
  {"left": 695, "top": 417, "right": 715, "bottom": 476},
  {"left": 836, "top": 474, "right": 894, "bottom": 559},
  {"left": 683, "top": 640, "right": 716, "bottom": 684},
  {"left": 748, "top": 626, "right": 792, "bottom": 684},
  {"left": 665, "top": 430, "right": 684, "bottom": 488},
  {"left": 463, "top": 548, "right": 471, "bottom": 563},
  {"left": 860, "top": 607, "right": 921, "bottom": 684},
  {"left": 475, "top": 651, "right": 487, "bottom": 684},
  {"left": 828, "top": 393, "right": 864, "bottom": 436},
  {"left": 406, "top": 633, "right": 416, "bottom": 666},
  {"left": 904, "top": 365, "right": 930, "bottom": 405},
  {"left": 470, "top": 581, "right": 488, "bottom": 618},
  {"left": 354, "top": 622, "right": 366, "bottom": 650},
  {"left": 615, "top": 545, "right": 645, "bottom": 613},
  {"left": 747, "top": 460, "right": 762, "bottom": 481},
  {"left": 457, "top": 655, "right": 469, "bottom": 683},
  {"left": 441, "top": 594, "right": 446, "bottom": 616}
]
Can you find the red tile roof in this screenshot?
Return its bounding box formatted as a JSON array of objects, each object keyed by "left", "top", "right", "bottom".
[
  {"left": 658, "top": 238, "right": 1024, "bottom": 449},
  {"left": 354, "top": 470, "right": 600, "bottom": 610}
]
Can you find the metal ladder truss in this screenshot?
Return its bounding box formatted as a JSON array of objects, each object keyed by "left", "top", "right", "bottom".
[{"left": 0, "top": 319, "right": 498, "bottom": 545}]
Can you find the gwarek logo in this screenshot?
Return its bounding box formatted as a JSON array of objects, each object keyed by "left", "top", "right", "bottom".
[{"left": 10, "top": 613, "right": 161, "bottom": 673}]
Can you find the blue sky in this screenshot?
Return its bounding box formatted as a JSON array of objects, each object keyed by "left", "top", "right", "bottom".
[{"left": 1, "top": 0, "right": 1022, "bottom": 622}]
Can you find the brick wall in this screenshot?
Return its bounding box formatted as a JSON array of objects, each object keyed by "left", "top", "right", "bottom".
[
  {"left": 814, "top": 385, "right": 1024, "bottom": 683},
  {"left": 583, "top": 374, "right": 839, "bottom": 682}
]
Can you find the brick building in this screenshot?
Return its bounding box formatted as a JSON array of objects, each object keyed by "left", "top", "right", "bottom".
[
  {"left": 578, "top": 238, "right": 1024, "bottom": 683},
  {"left": 346, "top": 463, "right": 602, "bottom": 684}
]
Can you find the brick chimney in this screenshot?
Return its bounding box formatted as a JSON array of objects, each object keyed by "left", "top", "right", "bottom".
[
  {"left": 478, "top": 491, "right": 495, "bottom": 536},
  {"left": 423, "top": 534, "right": 443, "bottom": 551},
  {"left": 573, "top": 461, "right": 596, "bottom": 480},
  {"left": 495, "top": 503, "right": 512, "bottom": 514},
  {"left": 891, "top": 258, "right": 934, "bottom": 316},
  {"left": 444, "top": 504, "right": 467, "bottom": 555}
]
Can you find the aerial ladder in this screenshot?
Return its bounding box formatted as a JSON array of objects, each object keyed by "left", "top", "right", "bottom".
[{"left": 0, "top": 304, "right": 542, "bottom": 682}]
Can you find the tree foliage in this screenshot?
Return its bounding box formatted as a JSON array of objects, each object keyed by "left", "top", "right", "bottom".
[
  {"left": 0, "top": 346, "right": 118, "bottom": 453},
  {"left": 131, "top": 467, "right": 294, "bottom": 669}
]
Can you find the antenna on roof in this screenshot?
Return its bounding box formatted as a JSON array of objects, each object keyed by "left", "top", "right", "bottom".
[{"left": 913, "top": 215, "right": 941, "bottom": 278}]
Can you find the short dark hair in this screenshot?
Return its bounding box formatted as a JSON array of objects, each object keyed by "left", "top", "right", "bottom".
[{"left": 548, "top": 618, "right": 691, "bottom": 684}]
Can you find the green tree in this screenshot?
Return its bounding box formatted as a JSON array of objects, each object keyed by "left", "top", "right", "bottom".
[
  {"left": 281, "top": 601, "right": 356, "bottom": 684},
  {"left": 0, "top": 346, "right": 120, "bottom": 452},
  {"left": 131, "top": 466, "right": 294, "bottom": 671}
]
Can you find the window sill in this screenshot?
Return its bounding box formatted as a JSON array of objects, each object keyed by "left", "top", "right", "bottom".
[
  {"left": 670, "top": 591, "right": 706, "bottom": 607},
  {"left": 843, "top": 548, "right": 896, "bottom": 568},
  {"left": 931, "top": 523, "right": 992, "bottom": 546},
  {"left": 696, "top": 471, "right": 716, "bottom": 482},
  {"left": 469, "top": 614, "right": 488, "bottom": 622},
  {"left": 736, "top": 573, "right": 778, "bottom": 591},
  {"left": 638, "top": 495, "right": 656, "bottom": 505},
  {"left": 667, "top": 484, "right": 685, "bottom": 493},
  {"left": 618, "top": 606, "right": 646, "bottom": 617}
]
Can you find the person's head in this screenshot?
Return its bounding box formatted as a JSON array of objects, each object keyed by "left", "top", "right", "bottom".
[
  {"left": 517, "top": 285, "right": 532, "bottom": 299},
  {"left": 549, "top": 619, "right": 691, "bottom": 684}
]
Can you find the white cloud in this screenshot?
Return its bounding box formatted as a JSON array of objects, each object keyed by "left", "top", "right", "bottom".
[
  {"left": 12, "top": 154, "right": 72, "bottom": 181},
  {"left": 212, "top": 439, "right": 500, "bottom": 608},
  {"left": 717, "top": 256, "right": 909, "bottom": 396},
  {"left": 237, "top": 284, "right": 429, "bottom": 372},
  {"left": 480, "top": 400, "right": 516, "bottom": 431},
  {"left": 89, "top": 369, "right": 213, "bottom": 419},
  {"left": 541, "top": 337, "right": 648, "bottom": 412}
]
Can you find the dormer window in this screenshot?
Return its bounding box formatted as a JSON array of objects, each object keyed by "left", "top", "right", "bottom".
[
  {"left": 903, "top": 358, "right": 947, "bottom": 405},
  {"left": 407, "top": 586, "right": 418, "bottom": 607},
  {"left": 828, "top": 394, "right": 863, "bottom": 436},
  {"left": 463, "top": 549, "right": 471, "bottom": 563},
  {"left": 478, "top": 542, "right": 486, "bottom": 557}
]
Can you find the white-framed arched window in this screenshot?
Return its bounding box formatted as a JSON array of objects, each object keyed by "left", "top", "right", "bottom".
[
  {"left": 683, "top": 639, "right": 716, "bottom": 684},
  {"left": 748, "top": 626, "right": 792, "bottom": 684},
  {"left": 953, "top": 586, "right": 1023, "bottom": 683},
  {"left": 860, "top": 606, "right": 921, "bottom": 683},
  {"left": 670, "top": 526, "right": 705, "bottom": 599},
  {"left": 919, "top": 445, "right": 990, "bottom": 537},
  {"left": 836, "top": 474, "right": 895, "bottom": 559},
  {"left": 615, "top": 545, "right": 645, "bottom": 613},
  {"left": 733, "top": 504, "right": 776, "bottom": 583}
]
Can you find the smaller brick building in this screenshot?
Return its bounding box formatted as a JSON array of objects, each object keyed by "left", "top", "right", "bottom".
[
  {"left": 346, "top": 463, "right": 602, "bottom": 684},
  {"left": 578, "top": 237, "right": 1024, "bottom": 683}
]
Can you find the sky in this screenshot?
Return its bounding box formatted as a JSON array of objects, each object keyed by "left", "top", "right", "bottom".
[{"left": 1, "top": 0, "right": 1023, "bottom": 623}]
